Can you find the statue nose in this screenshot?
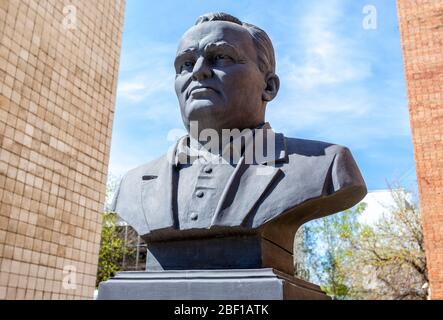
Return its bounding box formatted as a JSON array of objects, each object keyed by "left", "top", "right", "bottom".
[{"left": 192, "top": 57, "right": 212, "bottom": 81}]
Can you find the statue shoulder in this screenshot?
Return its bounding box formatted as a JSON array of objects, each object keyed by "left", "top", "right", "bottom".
[
  {"left": 115, "top": 155, "right": 165, "bottom": 195},
  {"left": 253, "top": 136, "right": 367, "bottom": 245},
  {"left": 110, "top": 154, "right": 169, "bottom": 235},
  {"left": 126, "top": 155, "right": 168, "bottom": 179},
  {"left": 282, "top": 135, "right": 366, "bottom": 198},
  {"left": 283, "top": 136, "right": 342, "bottom": 158}
]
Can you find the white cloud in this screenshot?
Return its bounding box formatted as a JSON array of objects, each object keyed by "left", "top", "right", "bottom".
[
  {"left": 268, "top": 0, "right": 375, "bottom": 139},
  {"left": 119, "top": 42, "right": 177, "bottom": 74},
  {"left": 116, "top": 41, "right": 176, "bottom": 102},
  {"left": 117, "top": 73, "right": 173, "bottom": 102},
  {"left": 358, "top": 189, "right": 414, "bottom": 225},
  {"left": 280, "top": 1, "right": 372, "bottom": 90},
  {"left": 264, "top": 0, "right": 409, "bottom": 150}
]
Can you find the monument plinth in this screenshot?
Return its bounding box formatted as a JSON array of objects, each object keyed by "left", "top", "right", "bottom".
[{"left": 97, "top": 269, "right": 329, "bottom": 300}]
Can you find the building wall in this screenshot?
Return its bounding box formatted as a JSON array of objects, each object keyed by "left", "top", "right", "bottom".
[
  {"left": 397, "top": 0, "right": 443, "bottom": 299},
  {"left": 0, "top": 0, "right": 125, "bottom": 299}
]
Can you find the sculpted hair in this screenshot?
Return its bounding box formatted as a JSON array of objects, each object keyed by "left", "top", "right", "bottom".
[{"left": 195, "top": 12, "right": 276, "bottom": 76}]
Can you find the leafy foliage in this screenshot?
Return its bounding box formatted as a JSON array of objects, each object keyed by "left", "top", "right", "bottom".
[
  {"left": 96, "top": 211, "right": 128, "bottom": 287},
  {"left": 304, "top": 188, "right": 428, "bottom": 300},
  {"left": 96, "top": 175, "right": 130, "bottom": 287},
  {"left": 304, "top": 203, "right": 366, "bottom": 299}
]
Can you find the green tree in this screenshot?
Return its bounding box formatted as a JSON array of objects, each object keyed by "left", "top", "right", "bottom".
[
  {"left": 304, "top": 187, "right": 428, "bottom": 300},
  {"left": 96, "top": 211, "right": 127, "bottom": 287},
  {"left": 96, "top": 175, "right": 130, "bottom": 287},
  {"left": 304, "top": 203, "right": 366, "bottom": 299},
  {"left": 344, "top": 188, "right": 428, "bottom": 299}
]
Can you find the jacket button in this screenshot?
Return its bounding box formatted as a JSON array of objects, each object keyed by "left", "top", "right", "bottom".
[
  {"left": 190, "top": 212, "right": 198, "bottom": 221},
  {"left": 196, "top": 190, "right": 204, "bottom": 198}
]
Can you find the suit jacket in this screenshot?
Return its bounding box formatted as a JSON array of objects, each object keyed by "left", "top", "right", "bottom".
[{"left": 112, "top": 131, "right": 367, "bottom": 253}]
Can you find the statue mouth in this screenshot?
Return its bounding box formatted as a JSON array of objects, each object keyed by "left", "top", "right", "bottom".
[{"left": 187, "top": 86, "right": 219, "bottom": 99}]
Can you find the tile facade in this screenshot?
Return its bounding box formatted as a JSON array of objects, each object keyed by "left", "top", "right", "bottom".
[{"left": 0, "top": 0, "right": 125, "bottom": 299}]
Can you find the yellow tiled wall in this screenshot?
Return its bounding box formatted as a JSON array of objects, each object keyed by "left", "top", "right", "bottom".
[{"left": 0, "top": 0, "right": 125, "bottom": 299}]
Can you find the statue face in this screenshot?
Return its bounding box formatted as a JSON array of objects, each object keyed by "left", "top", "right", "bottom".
[{"left": 174, "top": 21, "right": 267, "bottom": 135}]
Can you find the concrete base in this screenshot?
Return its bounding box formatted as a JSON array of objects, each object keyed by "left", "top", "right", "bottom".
[{"left": 97, "top": 268, "right": 330, "bottom": 300}]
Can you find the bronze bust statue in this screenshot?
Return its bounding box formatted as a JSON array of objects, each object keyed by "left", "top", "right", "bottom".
[{"left": 112, "top": 12, "right": 367, "bottom": 274}]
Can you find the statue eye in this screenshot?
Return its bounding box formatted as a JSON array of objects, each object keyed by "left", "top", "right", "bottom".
[
  {"left": 212, "top": 54, "right": 233, "bottom": 63},
  {"left": 214, "top": 54, "right": 228, "bottom": 61},
  {"left": 180, "top": 61, "right": 194, "bottom": 72},
  {"left": 211, "top": 54, "right": 234, "bottom": 67}
]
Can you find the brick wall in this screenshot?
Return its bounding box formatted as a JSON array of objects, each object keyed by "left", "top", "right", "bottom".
[
  {"left": 397, "top": 0, "right": 443, "bottom": 299},
  {"left": 0, "top": 0, "right": 125, "bottom": 299}
]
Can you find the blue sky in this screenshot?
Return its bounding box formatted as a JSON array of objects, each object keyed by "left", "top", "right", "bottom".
[{"left": 109, "top": 0, "right": 417, "bottom": 192}]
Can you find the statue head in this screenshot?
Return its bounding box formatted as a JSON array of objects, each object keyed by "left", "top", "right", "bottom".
[{"left": 174, "top": 13, "right": 280, "bottom": 138}]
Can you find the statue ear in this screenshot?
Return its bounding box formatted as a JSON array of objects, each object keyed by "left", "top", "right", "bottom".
[{"left": 262, "top": 74, "right": 280, "bottom": 102}]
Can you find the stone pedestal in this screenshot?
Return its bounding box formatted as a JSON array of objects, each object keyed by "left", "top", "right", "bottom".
[{"left": 97, "top": 268, "right": 330, "bottom": 300}]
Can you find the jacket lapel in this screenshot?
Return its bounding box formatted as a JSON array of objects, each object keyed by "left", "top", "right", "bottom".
[
  {"left": 211, "top": 132, "right": 287, "bottom": 227},
  {"left": 211, "top": 157, "right": 283, "bottom": 227}
]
